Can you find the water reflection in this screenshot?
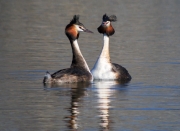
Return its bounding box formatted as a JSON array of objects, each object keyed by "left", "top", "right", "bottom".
[
  {"left": 43, "top": 81, "right": 128, "bottom": 131},
  {"left": 65, "top": 83, "right": 88, "bottom": 130},
  {"left": 94, "top": 81, "right": 128, "bottom": 131},
  {"left": 1, "top": 0, "right": 180, "bottom": 130},
  {"left": 44, "top": 82, "right": 90, "bottom": 130},
  {"left": 43, "top": 82, "right": 90, "bottom": 88}
]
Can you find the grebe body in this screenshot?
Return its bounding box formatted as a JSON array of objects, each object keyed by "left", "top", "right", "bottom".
[
  {"left": 91, "top": 14, "right": 131, "bottom": 82},
  {"left": 43, "top": 15, "right": 93, "bottom": 84}
]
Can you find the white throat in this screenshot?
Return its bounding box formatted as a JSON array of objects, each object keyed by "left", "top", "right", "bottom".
[
  {"left": 91, "top": 34, "right": 116, "bottom": 80},
  {"left": 99, "top": 34, "right": 110, "bottom": 60},
  {"left": 72, "top": 40, "right": 91, "bottom": 73}
]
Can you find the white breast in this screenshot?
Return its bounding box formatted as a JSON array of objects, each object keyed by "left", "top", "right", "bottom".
[{"left": 91, "top": 57, "right": 116, "bottom": 80}]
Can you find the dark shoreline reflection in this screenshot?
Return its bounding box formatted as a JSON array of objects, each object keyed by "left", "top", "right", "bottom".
[
  {"left": 93, "top": 80, "right": 129, "bottom": 131},
  {"left": 44, "top": 82, "right": 90, "bottom": 130}
]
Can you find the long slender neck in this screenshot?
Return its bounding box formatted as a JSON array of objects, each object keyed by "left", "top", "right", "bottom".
[
  {"left": 70, "top": 39, "right": 90, "bottom": 72},
  {"left": 99, "top": 34, "right": 110, "bottom": 62}
]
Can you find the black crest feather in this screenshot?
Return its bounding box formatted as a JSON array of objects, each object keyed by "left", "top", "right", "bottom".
[
  {"left": 103, "top": 14, "right": 117, "bottom": 22},
  {"left": 70, "top": 15, "right": 81, "bottom": 25}
]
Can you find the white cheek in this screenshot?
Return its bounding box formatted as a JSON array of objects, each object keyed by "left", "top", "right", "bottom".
[
  {"left": 106, "top": 22, "right": 110, "bottom": 26},
  {"left": 77, "top": 28, "right": 83, "bottom": 32},
  {"left": 75, "top": 25, "right": 84, "bottom": 32},
  {"left": 102, "top": 21, "right": 110, "bottom": 27},
  {"left": 79, "top": 29, "right": 84, "bottom": 32}
]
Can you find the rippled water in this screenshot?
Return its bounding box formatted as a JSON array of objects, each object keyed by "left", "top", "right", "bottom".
[{"left": 0, "top": 0, "right": 180, "bottom": 131}]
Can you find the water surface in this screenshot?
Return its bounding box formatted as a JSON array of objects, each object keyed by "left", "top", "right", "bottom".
[{"left": 0, "top": 0, "right": 180, "bottom": 131}]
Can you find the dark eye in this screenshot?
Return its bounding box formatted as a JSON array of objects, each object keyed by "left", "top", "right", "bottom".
[
  {"left": 79, "top": 26, "right": 84, "bottom": 30},
  {"left": 106, "top": 21, "right": 109, "bottom": 24},
  {"left": 102, "top": 21, "right": 109, "bottom": 25}
]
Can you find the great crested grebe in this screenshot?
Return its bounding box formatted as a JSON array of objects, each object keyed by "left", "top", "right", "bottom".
[
  {"left": 43, "top": 15, "right": 93, "bottom": 84},
  {"left": 91, "top": 14, "right": 131, "bottom": 81}
]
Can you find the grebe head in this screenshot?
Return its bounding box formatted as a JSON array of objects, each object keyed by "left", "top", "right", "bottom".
[
  {"left": 97, "top": 14, "right": 117, "bottom": 36},
  {"left": 65, "top": 15, "right": 93, "bottom": 41}
]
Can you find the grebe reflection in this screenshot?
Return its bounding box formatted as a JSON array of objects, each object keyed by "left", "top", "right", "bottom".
[
  {"left": 94, "top": 81, "right": 120, "bottom": 130},
  {"left": 63, "top": 83, "right": 90, "bottom": 130}
]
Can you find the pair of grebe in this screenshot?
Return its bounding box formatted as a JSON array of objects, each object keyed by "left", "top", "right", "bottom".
[{"left": 43, "top": 14, "right": 131, "bottom": 84}]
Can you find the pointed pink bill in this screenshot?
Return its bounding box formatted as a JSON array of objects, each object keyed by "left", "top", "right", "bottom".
[{"left": 84, "top": 28, "right": 93, "bottom": 33}]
